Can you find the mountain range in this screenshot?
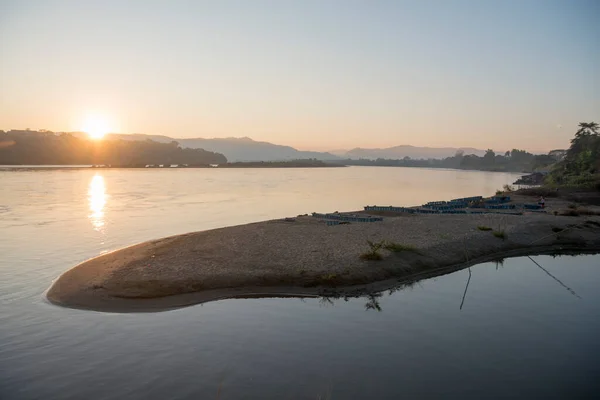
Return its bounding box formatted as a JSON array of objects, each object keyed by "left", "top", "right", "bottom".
[
  {"left": 98, "top": 133, "right": 338, "bottom": 162},
  {"left": 96, "top": 133, "right": 489, "bottom": 162},
  {"left": 339, "top": 145, "right": 488, "bottom": 159}
]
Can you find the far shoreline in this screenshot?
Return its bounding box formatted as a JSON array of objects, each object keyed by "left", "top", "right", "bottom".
[
  {"left": 0, "top": 164, "right": 527, "bottom": 175},
  {"left": 0, "top": 162, "right": 346, "bottom": 170}
]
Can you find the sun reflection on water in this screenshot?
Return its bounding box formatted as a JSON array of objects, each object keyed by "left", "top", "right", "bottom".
[{"left": 88, "top": 174, "right": 107, "bottom": 231}]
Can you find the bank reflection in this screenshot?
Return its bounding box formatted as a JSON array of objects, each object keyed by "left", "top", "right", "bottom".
[{"left": 88, "top": 174, "right": 107, "bottom": 231}]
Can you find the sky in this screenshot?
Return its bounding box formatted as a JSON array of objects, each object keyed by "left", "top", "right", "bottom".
[{"left": 0, "top": 0, "right": 598, "bottom": 152}]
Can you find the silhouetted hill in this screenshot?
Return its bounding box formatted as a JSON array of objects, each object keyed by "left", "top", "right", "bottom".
[
  {"left": 0, "top": 130, "right": 227, "bottom": 165},
  {"left": 4, "top": 130, "right": 506, "bottom": 164},
  {"left": 53, "top": 132, "right": 490, "bottom": 161},
  {"left": 177, "top": 137, "right": 340, "bottom": 162},
  {"left": 104, "top": 134, "right": 339, "bottom": 162},
  {"left": 342, "top": 145, "right": 488, "bottom": 159}
]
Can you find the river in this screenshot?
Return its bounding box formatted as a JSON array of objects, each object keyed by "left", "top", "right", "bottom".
[{"left": 1, "top": 167, "right": 598, "bottom": 399}]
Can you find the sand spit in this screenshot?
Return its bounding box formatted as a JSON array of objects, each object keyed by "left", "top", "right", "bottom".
[{"left": 47, "top": 196, "right": 600, "bottom": 312}]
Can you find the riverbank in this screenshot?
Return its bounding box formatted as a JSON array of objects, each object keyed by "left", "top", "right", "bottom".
[{"left": 47, "top": 194, "right": 600, "bottom": 312}]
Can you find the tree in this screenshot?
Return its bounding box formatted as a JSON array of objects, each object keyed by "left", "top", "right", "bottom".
[
  {"left": 565, "top": 122, "right": 600, "bottom": 174},
  {"left": 547, "top": 122, "right": 600, "bottom": 185},
  {"left": 460, "top": 154, "right": 481, "bottom": 169},
  {"left": 483, "top": 149, "right": 496, "bottom": 165},
  {"left": 576, "top": 122, "right": 599, "bottom": 135}
]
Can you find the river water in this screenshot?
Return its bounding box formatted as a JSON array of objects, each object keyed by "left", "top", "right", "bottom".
[{"left": 1, "top": 167, "right": 598, "bottom": 399}]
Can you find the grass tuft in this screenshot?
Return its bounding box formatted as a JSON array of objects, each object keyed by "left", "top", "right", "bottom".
[
  {"left": 383, "top": 242, "right": 418, "bottom": 252},
  {"left": 477, "top": 225, "right": 493, "bottom": 231},
  {"left": 577, "top": 208, "right": 600, "bottom": 216},
  {"left": 360, "top": 240, "right": 385, "bottom": 261},
  {"left": 560, "top": 209, "right": 580, "bottom": 217},
  {"left": 560, "top": 207, "right": 600, "bottom": 217},
  {"left": 492, "top": 230, "right": 507, "bottom": 239},
  {"left": 359, "top": 252, "right": 383, "bottom": 261},
  {"left": 319, "top": 274, "right": 337, "bottom": 282}
]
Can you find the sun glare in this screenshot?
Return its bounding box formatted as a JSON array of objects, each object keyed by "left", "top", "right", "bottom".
[
  {"left": 88, "top": 174, "right": 107, "bottom": 231},
  {"left": 82, "top": 115, "right": 111, "bottom": 140}
]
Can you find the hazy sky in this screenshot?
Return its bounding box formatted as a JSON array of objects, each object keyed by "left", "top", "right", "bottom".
[{"left": 1, "top": 0, "right": 598, "bottom": 151}]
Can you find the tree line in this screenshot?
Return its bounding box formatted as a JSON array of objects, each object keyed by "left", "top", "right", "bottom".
[
  {"left": 332, "top": 148, "right": 562, "bottom": 172},
  {"left": 0, "top": 130, "right": 227, "bottom": 166}
]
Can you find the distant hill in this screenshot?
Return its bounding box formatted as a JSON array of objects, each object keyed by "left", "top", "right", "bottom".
[
  {"left": 0, "top": 131, "right": 227, "bottom": 165},
  {"left": 21, "top": 131, "right": 496, "bottom": 162},
  {"left": 105, "top": 134, "right": 340, "bottom": 162},
  {"left": 341, "top": 145, "right": 488, "bottom": 160}
]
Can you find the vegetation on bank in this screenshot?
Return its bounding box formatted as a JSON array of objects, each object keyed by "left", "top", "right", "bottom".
[
  {"left": 336, "top": 121, "right": 596, "bottom": 178},
  {"left": 331, "top": 148, "right": 561, "bottom": 172},
  {"left": 0, "top": 130, "right": 227, "bottom": 165},
  {"left": 544, "top": 122, "right": 600, "bottom": 188}
]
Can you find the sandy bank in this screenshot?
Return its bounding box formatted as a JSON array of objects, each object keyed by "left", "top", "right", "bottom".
[{"left": 47, "top": 195, "right": 600, "bottom": 312}]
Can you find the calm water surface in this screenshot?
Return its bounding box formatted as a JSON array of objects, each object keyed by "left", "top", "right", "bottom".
[{"left": 1, "top": 167, "right": 598, "bottom": 399}]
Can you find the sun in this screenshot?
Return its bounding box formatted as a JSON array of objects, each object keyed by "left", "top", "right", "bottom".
[{"left": 82, "top": 115, "right": 111, "bottom": 140}]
